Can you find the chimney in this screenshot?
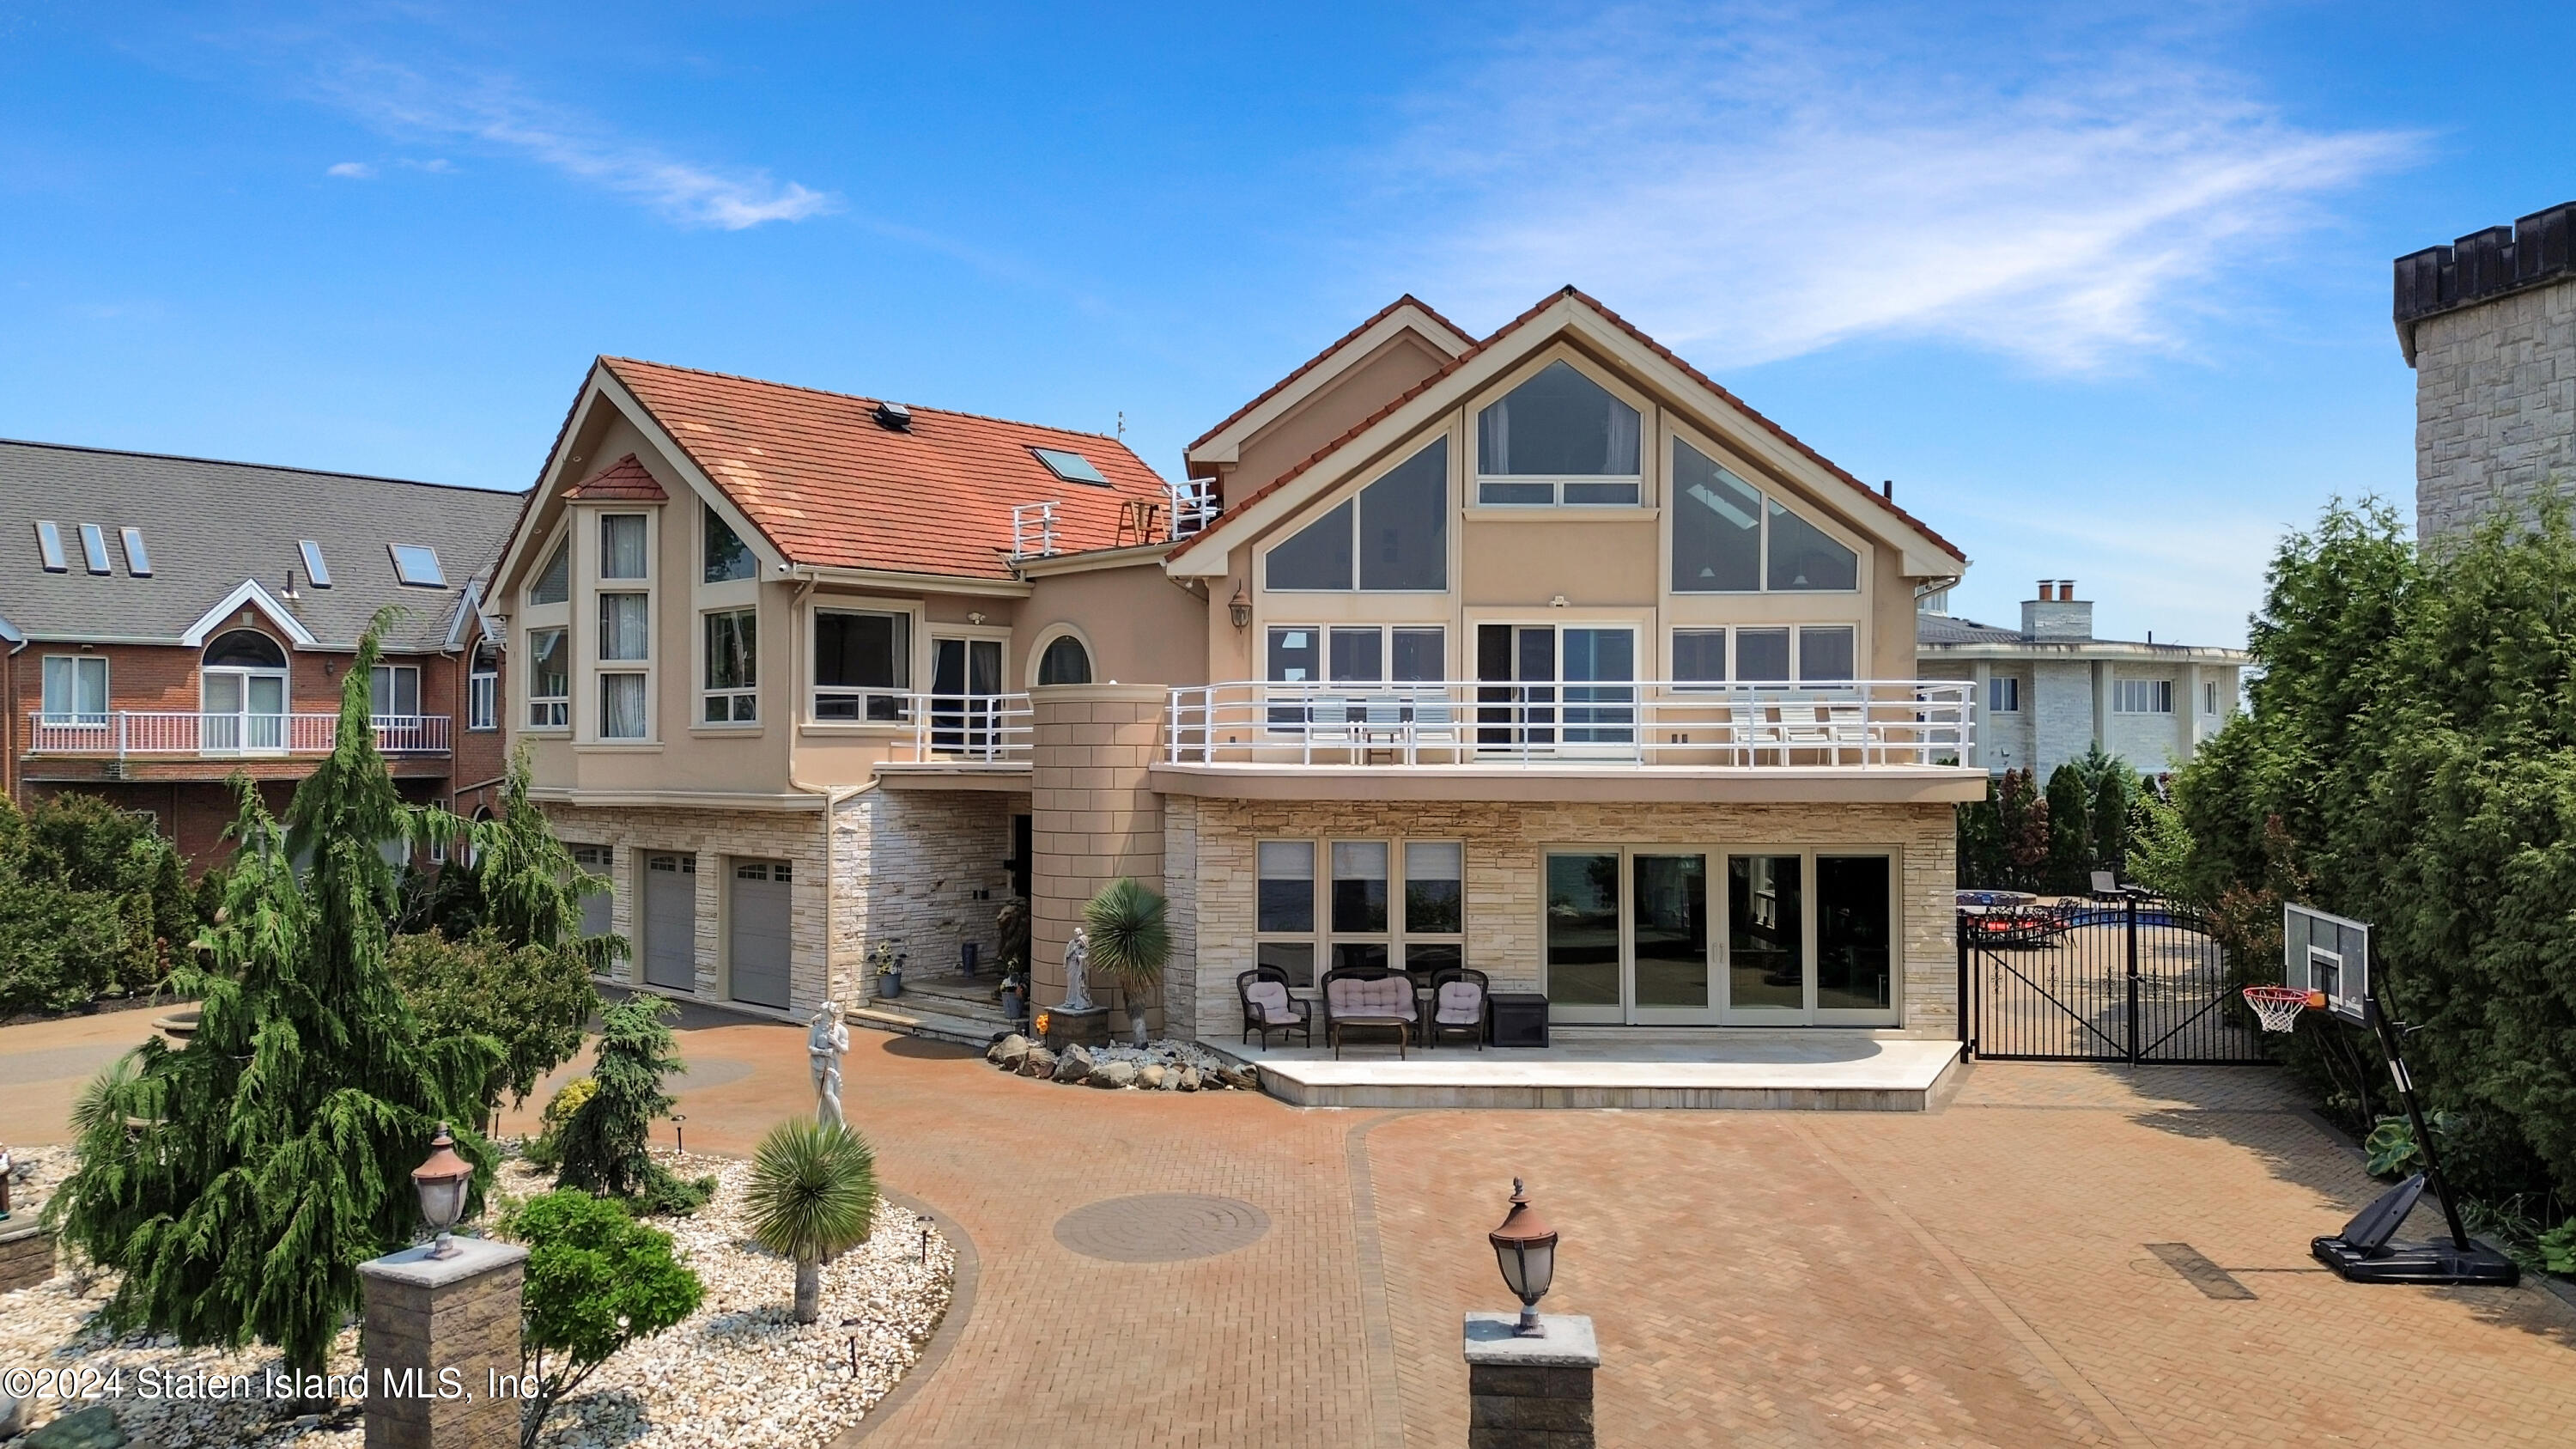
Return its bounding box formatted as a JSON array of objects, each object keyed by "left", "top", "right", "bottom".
[{"left": 2021, "top": 579, "right": 2093, "bottom": 641}]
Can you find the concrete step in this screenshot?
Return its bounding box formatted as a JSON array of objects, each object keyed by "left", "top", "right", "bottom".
[{"left": 846, "top": 989, "right": 1011, "bottom": 1050}]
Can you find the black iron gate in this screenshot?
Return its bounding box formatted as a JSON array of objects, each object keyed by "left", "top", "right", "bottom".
[{"left": 1959, "top": 897, "right": 2269, "bottom": 1064}]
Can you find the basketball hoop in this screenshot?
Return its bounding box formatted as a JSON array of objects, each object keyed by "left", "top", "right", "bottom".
[{"left": 2243, "top": 985, "right": 2318, "bottom": 1033}]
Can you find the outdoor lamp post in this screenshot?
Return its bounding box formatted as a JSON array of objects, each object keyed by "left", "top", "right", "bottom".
[
  {"left": 411, "top": 1123, "right": 472, "bottom": 1259},
  {"left": 1488, "top": 1178, "right": 1559, "bottom": 1337}
]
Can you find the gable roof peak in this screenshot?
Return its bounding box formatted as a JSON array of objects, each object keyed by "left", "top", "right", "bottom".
[
  {"left": 564, "top": 453, "right": 669, "bottom": 502},
  {"left": 1184, "top": 294, "right": 1477, "bottom": 459}
]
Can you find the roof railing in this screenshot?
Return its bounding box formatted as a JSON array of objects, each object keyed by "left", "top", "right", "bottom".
[
  {"left": 1170, "top": 478, "right": 1219, "bottom": 539},
  {"left": 1011, "top": 501, "right": 1060, "bottom": 558}
]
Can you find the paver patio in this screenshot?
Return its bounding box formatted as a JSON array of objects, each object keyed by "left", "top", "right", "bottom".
[{"left": 3, "top": 1006, "right": 2569, "bottom": 1446}]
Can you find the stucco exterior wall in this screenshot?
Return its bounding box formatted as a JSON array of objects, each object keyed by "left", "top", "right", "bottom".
[
  {"left": 2413, "top": 276, "right": 2576, "bottom": 541},
  {"left": 1170, "top": 797, "right": 1957, "bottom": 1045}
]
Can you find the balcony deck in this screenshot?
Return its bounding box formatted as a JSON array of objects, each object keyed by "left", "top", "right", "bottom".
[
  {"left": 1215, "top": 1028, "right": 1964, "bottom": 1110},
  {"left": 869, "top": 691, "right": 1034, "bottom": 788},
  {"left": 23, "top": 711, "right": 453, "bottom": 782}
]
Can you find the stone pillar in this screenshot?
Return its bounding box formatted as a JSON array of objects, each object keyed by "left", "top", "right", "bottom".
[
  {"left": 1463, "top": 1312, "right": 1598, "bottom": 1449},
  {"left": 1029, "top": 684, "right": 1169, "bottom": 1032},
  {"left": 358, "top": 1239, "right": 529, "bottom": 1449},
  {"left": 0, "top": 1221, "right": 56, "bottom": 1292}
]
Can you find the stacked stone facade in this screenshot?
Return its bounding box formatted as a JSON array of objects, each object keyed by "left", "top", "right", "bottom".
[
  {"left": 1165, "top": 796, "right": 1956, "bottom": 1044},
  {"left": 2410, "top": 276, "right": 2576, "bottom": 540}
]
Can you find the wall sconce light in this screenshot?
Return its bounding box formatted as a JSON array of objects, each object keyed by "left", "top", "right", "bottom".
[
  {"left": 1228, "top": 583, "right": 1252, "bottom": 630},
  {"left": 1548, "top": 594, "right": 1570, "bottom": 609},
  {"left": 968, "top": 612, "right": 987, "bottom": 625}
]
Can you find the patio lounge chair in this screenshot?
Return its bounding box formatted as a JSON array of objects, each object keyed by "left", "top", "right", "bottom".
[
  {"left": 1321, "top": 966, "right": 1419, "bottom": 1058},
  {"left": 1426, "top": 966, "right": 1490, "bottom": 1050},
  {"left": 1237, "top": 966, "right": 1311, "bottom": 1047}
]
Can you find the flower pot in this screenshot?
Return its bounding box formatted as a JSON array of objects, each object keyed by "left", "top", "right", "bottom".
[
  {"left": 877, "top": 971, "right": 902, "bottom": 1000},
  {"left": 1001, "top": 986, "right": 1024, "bottom": 1020}
]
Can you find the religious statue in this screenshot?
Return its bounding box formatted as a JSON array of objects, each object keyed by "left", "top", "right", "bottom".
[
  {"left": 1061, "top": 926, "right": 1095, "bottom": 1014},
  {"left": 807, "top": 1002, "right": 850, "bottom": 1132}
]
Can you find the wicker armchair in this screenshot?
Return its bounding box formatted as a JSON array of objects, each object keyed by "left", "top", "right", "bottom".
[
  {"left": 1237, "top": 965, "right": 1311, "bottom": 1047},
  {"left": 1426, "top": 966, "right": 1491, "bottom": 1050}
]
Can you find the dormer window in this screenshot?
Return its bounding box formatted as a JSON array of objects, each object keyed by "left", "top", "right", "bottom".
[
  {"left": 299, "top": 540, "right": 332, "bottom": 588},
  {"left": 1031, "top": 447, "right": 1109, "bottom": 484},
  {"left": 33, "top": 521, "right": 65, "bottom": 572},
  {"left": 77, "top": 524, "right": 112, "bottom": 575},
  {"left": 389, "top": 544, "right": 446, "bottom": 588},
  {"left": 1474, "top": 361, "right": 1642, "bottom": 506}
]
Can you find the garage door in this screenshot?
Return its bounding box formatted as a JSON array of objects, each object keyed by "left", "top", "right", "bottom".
[
  {"left": 729, "top": 859, "right": 793, "bottom": 1010},
  {"left": 570, "top": 844, "right": 615, "bottom": 940},
  {"left": 642, "top": 853, "right": 697, "bottom": 990}
]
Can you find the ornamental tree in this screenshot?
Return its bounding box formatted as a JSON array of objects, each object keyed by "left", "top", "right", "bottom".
[{"left": 505, "top": 1189, "right": 703, "bottom": 1447}]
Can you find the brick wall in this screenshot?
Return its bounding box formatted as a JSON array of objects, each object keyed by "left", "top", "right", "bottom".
[
  {"left": 1028, "top": 686, "right": 1167, "bottom": 1023},
  {"left": 2413, "top": 276, "right": 2576, "bottom": 540},
  {"left": 1171, "top": 797, "right": 1957, "bottom": 1044}
]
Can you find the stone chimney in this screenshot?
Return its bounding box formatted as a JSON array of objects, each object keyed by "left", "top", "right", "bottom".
[{"left": 2021, "top": 580, "right": 2093, "bottom": 641}]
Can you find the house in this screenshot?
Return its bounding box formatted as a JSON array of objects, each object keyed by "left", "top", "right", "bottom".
[
  {"left": 495, "top": 289, "right": 1988, "bottom": 1039},
  {"left": 2397, "top": 198, "right": 2576, "bottom": 540},
  {"left": 1915, "top": 581, "right": 2245, "bottom": 778},
  {"left": 0, "top": 439, "right": 522, "bottom": 866}
]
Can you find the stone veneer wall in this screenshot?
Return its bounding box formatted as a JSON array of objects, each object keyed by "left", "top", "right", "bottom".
[
  {"left": 542, "top": 802, "right": 829, "bottom": 1008},
  {"left": 1168, "top": 798, "right": 1957, "bottom": 1044},
  {"left": 832, "top": 788, "right": 1017, "bottom": 983},
  {"left": 2413, "top": 275, "right": 2576, "bottom": 540}
]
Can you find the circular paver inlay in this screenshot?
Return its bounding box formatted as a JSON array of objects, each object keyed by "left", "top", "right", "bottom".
[{"left": 1053, "top": 1193, "right": 1272, "bottom": 1263}]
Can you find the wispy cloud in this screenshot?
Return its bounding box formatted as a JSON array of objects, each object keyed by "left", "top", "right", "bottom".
[
  {"left": 325, "top": 161, "right": 373, "bottom": 179},
  {"left": 313, "top": 60, "right": 834, "bottom": 230},
  {"left": 1371, "top": 4, "right": 2417, "bottom": 370}
]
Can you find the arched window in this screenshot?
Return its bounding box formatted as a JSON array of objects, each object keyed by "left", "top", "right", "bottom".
[
  {"left": 1036, "top": 634, "right": 1093, "bottom": 685},
  {"left": 203, "top": 629, "right": 287, "bottom": 668}
]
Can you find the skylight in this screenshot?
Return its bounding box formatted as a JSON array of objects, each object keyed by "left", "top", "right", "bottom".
[
  {"left": 34, "top": 521, "right": 65, "bottom": 572},
  {"left": 77, "top": 523, "right": 111, "bottom": 575},
  {"left": 299, "top": 540, "right": 331, "bottom": 588},
  {"left": 389, "top": 544, "right": 445, "bottom": 588},
  {"left": 119, "top": 527, "right": 151, "bottom": 576},
  {"left": 1031, "top": 447, "right": 1109, "bottom": 485}
]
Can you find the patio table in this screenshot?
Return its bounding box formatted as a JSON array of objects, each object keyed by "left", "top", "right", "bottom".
[{"left": 1330, "top": 1014, "right": 1410, "bottom": 1060}]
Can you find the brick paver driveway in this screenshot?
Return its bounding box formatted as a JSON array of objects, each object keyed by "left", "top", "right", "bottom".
[{"left": 7, "top": 1007, "right": 2570, "bottom": 1446}]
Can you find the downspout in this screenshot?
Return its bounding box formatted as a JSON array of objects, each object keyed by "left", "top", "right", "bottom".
[
  {"left": 4, "top": 638, "right": 21, "bottom": 807},
  {"left": 782, "top": 572, "right": 868, "bottom": 1002}
]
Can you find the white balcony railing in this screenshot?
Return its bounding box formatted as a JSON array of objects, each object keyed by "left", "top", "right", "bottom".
[
  {"left": 25, "top": 712, "right": 451, "bottom": 758},
  {"left": 1164, "top": 680, "right": 1974, "bottom": 768},
  {"left": 873, "top": 692, "right": 1033, "bottom": 764}
]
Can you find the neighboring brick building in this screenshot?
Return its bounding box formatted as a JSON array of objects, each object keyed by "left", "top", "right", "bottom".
[
  {"left": 0, "top": 440, "right": 524, "bottom": 867},
  {"left": 1915, "top": 581, "right": 2245, "bottom": 778},
  {"left": 2396, "top": 199, "right": 2576, "bottom": 540},
  {"left": 499, "top": 290, "right": 1989, "bottom": 1040}
]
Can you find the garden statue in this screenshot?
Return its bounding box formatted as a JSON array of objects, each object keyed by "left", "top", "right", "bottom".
[
  {"left": 807, "top": 1002, "right": 849, "bottom": 1131},
  {"left": 1061, "top": 926, "right": 1094, "bottom": 1013}
]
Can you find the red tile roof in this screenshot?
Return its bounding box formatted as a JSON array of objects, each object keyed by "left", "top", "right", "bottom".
[
  {"left": 564, "top": 453, "right": 669, "bottom": 501},
  {"left": 601, "top": 357, "right": 1170, "bottom": 580},
  {"left": 1168, "top": 288, "right": 1966, "bottom": 566},
  {"left": 1183, "top": 294, "right": 1475, "bottom": 457}
]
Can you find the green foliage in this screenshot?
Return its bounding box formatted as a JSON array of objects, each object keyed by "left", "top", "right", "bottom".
[
  {"left": 45, "top": 624, "right": 499, "bottom": 1396},
  {"left": 525, "top": 1076, "right": 597, "bottom": 1170},
  {"left": 504, "top": 1188, "right": 704, "bottom": 1447},
  {"left": 0, "top": 876, "right": 130, "bottom": 1016},
  {"left": 1954, "top": 775, "right": 2005, "bottom": 889},
  {"left": 1082, "top": 877, "right": 1170, "bottom": 992},
  {"left": 554, "top": 995, "right": 705, "bottom": 1214},
  {"left": 0, "top": 791, "right": 197, "bottom": 1014},
  {"left": 744, "top": 1118, "right": 878, "bottom": 1323},
  {"left": 2164, "top": 495, "right": 2576, "bottom": 1220},
  {"left": 2125, "top": 781, "right": 2194, "bottom": 899},
  {"left": 388, "top": 930, "right": 600, "bottom": 1115},
  {"left": 1954, "top": 767, "right": 2050, "bottom": 891},
  {"left": 2364, "top": 1111, "right": 2461, "bottom": 1179},
  {"left": 471, "top": 747, "right": 628, "bottom": 976},
  {"left": 2042, "top": 765, "right": 2093, "bottom": 894},
  {"left": 2539, "top": 1220, "right": 2576, "bottom": 1276}
]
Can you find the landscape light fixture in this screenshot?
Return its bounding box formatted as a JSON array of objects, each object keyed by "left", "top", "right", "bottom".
[
  {"left": 671, "top": 1113, "right": 688, "bottom": 1156},
  {"left": 1229, "top": 582, "right": 1251, "bottom": 630},
  {"left": 1488, "top": 1178, "right": 1559, "bottom": 1336},
  {"left": 411, "top": 1123, "right": 473, "bottom": 1259}
]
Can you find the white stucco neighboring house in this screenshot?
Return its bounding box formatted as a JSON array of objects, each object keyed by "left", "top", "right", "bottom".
[{"left": 1917, "top": 581, "right": 2246, "bottom": 778}]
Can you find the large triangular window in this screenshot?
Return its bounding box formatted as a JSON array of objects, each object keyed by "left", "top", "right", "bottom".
[
  {"left": 1264, "top": 438, "right": 1449, "bottom": 592},
  {"left": 1474, "top": 361, "right": 1641, "bottom": 505},
  {"left": 1671, "top": 439, "right": 1856, "bottom": 592}
]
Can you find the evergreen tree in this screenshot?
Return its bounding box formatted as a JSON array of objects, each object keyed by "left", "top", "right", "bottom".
[
  {"left": 2042, "top": 764, "right": 2093, "bottom": 893},
  {"left": 46, "top": 623, "right": 498, "bottom": 1403},
  {"left": 1954, "top": 776, "right": 2005, "bottom": 888},
  {"left": 556, "top": 995, "right": 708, "bottom": 1214},
  {"left": 471, "top": 746, "right": 626, "bottom": 974},
  {"left": 1995, "top": 768, "right": 2050, "bottom": 892}
]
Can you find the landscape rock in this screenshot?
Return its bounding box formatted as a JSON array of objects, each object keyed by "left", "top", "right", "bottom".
[
  {"left": 23, "top": 1404, "right": 125, "bottom": 1448},
  {"left": 1176, "top": 1067, "right": 1201, "bottom": 1092},
  {"left": 1018, "top": 1045, "right": 1056, "bottom": 1079},
  {"left": 1220, "top": 1064, "right": 1261, "bottom": 1091},
  {"left": 988, "top": 1033, "right": 1030, "bottom": 1068},
  {"left": 1052, "top": 1045, "right": 1094, "bottom": 1084},
  {"left": 1090, "top": 1060, "right": 1138, "bottom": 1089},
  {"left": 2, "top": 1395, "right": 26, "bottom": 1439},
  {"left": 1138, "top": 1064, "right": 1167, "bottom": 1090}
]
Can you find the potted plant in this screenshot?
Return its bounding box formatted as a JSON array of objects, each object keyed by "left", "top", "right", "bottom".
[
  {"left": 1083, "top": 877, "right": 1170, "bottom": 1048},
  {"left": 998, "top": 971, "right": 1027, "bottom": 1026},
  {"left": 870, "top": 941, "right": 904, "bottom": 1000}
]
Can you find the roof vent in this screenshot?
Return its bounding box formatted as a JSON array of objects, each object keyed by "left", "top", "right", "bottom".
[{"left": 873, "top": 400, "right": 914, "bottom": 432}]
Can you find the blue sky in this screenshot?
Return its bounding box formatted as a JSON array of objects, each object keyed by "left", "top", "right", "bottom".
[{"left": 3, "top": 1, "right": 2572, "bottom": 647}]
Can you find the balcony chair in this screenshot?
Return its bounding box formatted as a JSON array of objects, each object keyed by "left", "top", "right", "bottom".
[
  {"left": 1237, "top": 966, "right": 1312, "bottom": 1048},
  {"left": 1305, "top": 695, "right": 1362, "bottom": 758},
  {"left": 1320, "top": 965, "right": 1419, "bottom": 1058},
  {"left": 1426, "top": 966, "right": 1491, "bottom": 1050},
  {"left": 1728, "top": 699, "right": 1785, "bottom": 766}
]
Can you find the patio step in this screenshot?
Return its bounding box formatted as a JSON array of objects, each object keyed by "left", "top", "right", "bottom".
[
  {"left": 1209, "top": 1033, "right": 1967, "bottom": 1111},
  {"left": 847, "top": 974, "right": 1013, "bottom": 1049}
]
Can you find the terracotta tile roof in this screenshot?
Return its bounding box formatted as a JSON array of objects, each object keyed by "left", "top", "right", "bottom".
[
  {"left": 1182, "top": 294, "right": 1476, "bottom": 456},
  {"left": 600, "top": 357, "right": 1170, "bottom": 580},
  {"left": 1168, "top": 287, "right": 1967, "bottom": 566},
  {"left": 565, "top": 454, "right": 669, "bottom": 501}
]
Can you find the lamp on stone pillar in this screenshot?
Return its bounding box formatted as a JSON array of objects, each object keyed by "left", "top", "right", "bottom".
[
  {"left": 1488, "top": 1178, "right": 1559, "bottom": 1336},
  {"left": 411, "top": 1123, "right": 472, "bottom": 1260}
]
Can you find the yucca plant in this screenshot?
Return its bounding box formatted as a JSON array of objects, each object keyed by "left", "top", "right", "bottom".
[
  {"left": 1083, "top": 877, "right": 1170, "bottom": 1046},
  {"left": 744, "top": 1117, "right": 878, "bottom": 1323}
]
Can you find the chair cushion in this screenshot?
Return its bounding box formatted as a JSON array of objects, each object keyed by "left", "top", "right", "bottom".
[
  {"left": 1436, "top": 981, "right": 1484, "bottom": 1025},
  {"left": 1333, "top": 975, "right": 1413, "bottom": 1020},
  {"left": 1246, "top": 980, "right": 1297, "bottom": 1024}
]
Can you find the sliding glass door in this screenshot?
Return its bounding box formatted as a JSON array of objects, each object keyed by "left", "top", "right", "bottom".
[
  {"left": 1542, "top": 849, "right": 1719, "bottom": 1024},
  {"left": 1477, "top": 624, "right": 1637, "bottom": 756}
]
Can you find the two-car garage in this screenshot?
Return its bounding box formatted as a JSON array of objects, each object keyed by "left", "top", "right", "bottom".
[{"left": 626, "top": 849, "right": 799, "bottom": 1012}]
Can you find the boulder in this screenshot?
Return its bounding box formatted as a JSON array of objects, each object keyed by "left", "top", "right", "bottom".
[
  {"left": 1220, "top": 1064, "right": 1261, "bottom": 1091},
  {"left": 989, "top": 1033, "right": 1030, "bottom": 1068},
  {"left": 1053, "top": 1045, "right": 1094, "bottom": 1084},
  {"left": 1091, "top": 1059, "right": 1139, "bottom": 1089},
  {"left": 1018, "top": 1044, "right": 1057, "bottom": 1079},
  {"left": 1176, "top": 1067, "right": 1200, "bottom": 1092},
  {"left": 1138, "top": 1063, "right": 1167, "bottom": 1090},
  {"left": 24, "top": 1405, "right": 126, "bottom": 1449}
]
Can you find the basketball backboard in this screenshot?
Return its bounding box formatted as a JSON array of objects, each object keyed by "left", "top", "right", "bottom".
[{"left": 2284, "top": 903, "right": 2370, "bottom": 1025}]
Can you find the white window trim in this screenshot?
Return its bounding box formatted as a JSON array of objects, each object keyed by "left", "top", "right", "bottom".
[
  {"left": 2113, "top": 678, "right": 2174, "bottom": 715},
  {"left": 40, "top": 654, "right": 109, "bottom": 723},
  {"left": 525, "top": 524, "right": 573, "bottom": 610},
  {"left": 370, "top": 662, "right": 422, "bottom": 720},
  {"left": 598, "top": 512, "right": 653, "bottom": 582},
  {"left": 526, "top": 624, "right": 571, "bottom": 732},
  {"left": 1988, "top": 675, "right": 2022, "bottom": 714},
  {"left": 802, "top": 594, "right": 925, "bottom": 730},
  {"left": 468, "top": 667, "right": 499, "bottom": 732},
  {"left": 598, "top": 670, "right": 651, "bottom": 740},
  {"left": 1254, "top": 835, "right": 1466, "bottom": 989},
  {"left": 1265, "top": 623, "right": 1451, "bottom": 686},
  {"left": 1467, "top": 346, "right": 1653, "bottom": 509},
  {"left": 1025, "top": 623, "right": 1097, "bottom": 688},
  {"left": 699, "top": 606, "right": 761, "bottom": 727}
]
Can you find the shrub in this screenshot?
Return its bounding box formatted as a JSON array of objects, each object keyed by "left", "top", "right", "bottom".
[
  {"left": 744, "top": 1118, "right": 878, "bottom": 1324},
  {"left": 0, "top": 876, "right": 129, "bottom": 1016},
  {"left": 505, "top": 1188, "right": 704, "bottom": 1447},
  {"left": 1083, "top": 877, "right": 1170, "bottom": 997},
  {"left": 554, "top": 995, "right": 707, "bottom": 1214},
  {"left": 389, "top": 929, "right": 600, "bottom": 1117}
]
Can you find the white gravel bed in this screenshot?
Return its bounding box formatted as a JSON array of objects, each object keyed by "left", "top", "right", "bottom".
[{"left": 0, "top": 1147, "right": 954, "bottom": 1449}]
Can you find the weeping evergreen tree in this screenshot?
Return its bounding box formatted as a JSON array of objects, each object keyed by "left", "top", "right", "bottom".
[{"left": 46, "top": 620, "right": 498, "bottom": 1405}]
